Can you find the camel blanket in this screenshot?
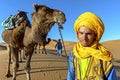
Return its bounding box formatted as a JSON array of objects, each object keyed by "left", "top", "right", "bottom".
[{"left": 1, "top": 15, "right": 16, "bottom": 29}]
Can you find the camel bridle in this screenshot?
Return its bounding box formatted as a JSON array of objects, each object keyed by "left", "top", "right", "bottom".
[{"left": 57, "top": 23, "right": 69, "bottom": 63}]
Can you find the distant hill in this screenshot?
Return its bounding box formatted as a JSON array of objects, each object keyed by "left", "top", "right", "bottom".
[
  {"left": 0, "top": 40, "right": 120, "bottom": 59},
  {"left": 0, "top": 42, "right": 7, "bottom": 50},
  {"left": 46, "top": 39, "right": 120, "bottom": 59},
  {"left": 101, "top": 40, "right": 120, "bottom": 59}
]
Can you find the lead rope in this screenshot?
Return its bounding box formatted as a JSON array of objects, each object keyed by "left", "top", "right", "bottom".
[
  {"left": 57, "top": 23, "right": 72, "bottom": 79},
  {"left": 57, "top": 23, "right": 69, "bottom": 62}
]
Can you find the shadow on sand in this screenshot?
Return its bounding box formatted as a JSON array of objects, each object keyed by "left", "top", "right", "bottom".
[
  {"left": 16, "top": 66, "right": 68, "bottom": 76},
  {"left": 15, "top": 49, "right": 68, "bottom": 77},
  {"left": 114, "top": 65, "right": 120, "bottom": 80}
]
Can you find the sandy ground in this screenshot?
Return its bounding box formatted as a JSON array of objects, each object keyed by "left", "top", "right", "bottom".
[
  {"left": 0, "top": 40, "right": 120, "bottom": 80},
  {"left": 0, "top": 50, "right": 68, "bottom": 80}
]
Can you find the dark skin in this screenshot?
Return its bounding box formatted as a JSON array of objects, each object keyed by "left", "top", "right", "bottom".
[{"left": 77, "top": 26, "right": 96, "bottom": 47}]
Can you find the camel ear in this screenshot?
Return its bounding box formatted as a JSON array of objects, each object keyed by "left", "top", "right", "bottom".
[{"left": 32, "top": 4, "right": 39, "bottom": 12}]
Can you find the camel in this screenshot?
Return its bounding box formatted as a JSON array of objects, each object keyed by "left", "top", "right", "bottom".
[
  {"left": 2, "top": 11, "right": 30, "bottom": 79},
  {"left": 2, "top": 4, "right": 66, "bottom": 80},
  {"left": 34, "top": 38, "right": 51, "bottom": 54}
]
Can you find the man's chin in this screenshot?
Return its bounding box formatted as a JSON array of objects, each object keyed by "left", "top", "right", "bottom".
[{"left": 81, "top": 43, "right": 88, "bottom": 47}]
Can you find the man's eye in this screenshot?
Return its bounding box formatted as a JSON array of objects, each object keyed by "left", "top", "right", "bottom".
[
  {"left": 79, "top": 32, "right": 83, "bottom": 34},
  {"left": 87, "top": 33, "right": 92, "bottom": 35}
]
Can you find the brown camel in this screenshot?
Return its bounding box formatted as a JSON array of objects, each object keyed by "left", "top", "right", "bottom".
[
  {"left": 2, "top": 4, "right": 66, "bottom": 80},
  {"left": 34, "top": 38, "right": 51, "bottom": 54},
  {"left": 2, "top": 11, "right": 30, "bottom": 79}
]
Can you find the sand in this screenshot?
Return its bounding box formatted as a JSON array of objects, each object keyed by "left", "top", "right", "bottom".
[
  {"left": 0, "top": 40, "right": 120, "bottom": 80},
  {"left": 0, "top": 50, "right": 68, "bottom": 80}
]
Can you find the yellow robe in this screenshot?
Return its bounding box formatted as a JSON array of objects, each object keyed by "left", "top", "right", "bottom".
[{"left": 73, "top": 56, "right": 113, "bottom": 80}]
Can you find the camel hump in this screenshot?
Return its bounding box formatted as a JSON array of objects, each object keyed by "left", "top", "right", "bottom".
[
  {"left": 15, "top": 11, "right": 28, "bottom": 26},
  {"left": 16, "top": 10, "right": 28, "bottom": 18}
]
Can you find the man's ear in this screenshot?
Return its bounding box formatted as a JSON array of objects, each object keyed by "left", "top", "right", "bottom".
[{"left": 94, "top": 33, "right": 97, "bottom": 40}]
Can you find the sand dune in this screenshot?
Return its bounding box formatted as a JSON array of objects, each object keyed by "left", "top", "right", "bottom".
[
  {"left": 101, "top": 40, "right": 120, "bottom": 59},
  {"left": 0, "top": 42, "right": 7, "bottom": 50},
  {"left": 0, "top": 40, "right": 120, "bottom": 80}
]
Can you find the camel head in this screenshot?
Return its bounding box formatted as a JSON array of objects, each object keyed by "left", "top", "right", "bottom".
[
  {"left": 32, "top": 4, "right": 66, "bottom": 25},
  {"left": 52, "top": 9, "right": 66, "bottom": 25},
  {"left": 31, "top": 4, "right": 66, "bottom": 43}
]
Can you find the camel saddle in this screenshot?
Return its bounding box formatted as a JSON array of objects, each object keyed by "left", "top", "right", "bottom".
[{"left": 1, "top": 12, "right": 24, "bottom": 29}]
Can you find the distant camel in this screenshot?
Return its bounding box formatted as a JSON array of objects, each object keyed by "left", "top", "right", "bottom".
[
  {"left": 2, "top": 4, "right": 66, "bottom": 80},
  {"left": 34, "top": 38, "right": 51, "bottom": 54}
]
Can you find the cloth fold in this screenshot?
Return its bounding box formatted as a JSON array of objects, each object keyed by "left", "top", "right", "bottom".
[
  {"left": 73, "top": 42, "right": 112, "bottom": 61},
  {"left": 74, "top": 12, "right": 104, "bottom": 41}
]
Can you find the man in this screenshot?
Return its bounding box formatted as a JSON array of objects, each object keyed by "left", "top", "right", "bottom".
[
  {"left": 55, "top": 39, "right": 62, "bottom": 57},
  {"left": 67, "top": 12, "right": 118, "bottom": 80}
]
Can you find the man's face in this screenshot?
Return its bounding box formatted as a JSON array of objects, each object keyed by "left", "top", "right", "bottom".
[{"left": 77, "top": 26, "right": 96, "bottom": 47}]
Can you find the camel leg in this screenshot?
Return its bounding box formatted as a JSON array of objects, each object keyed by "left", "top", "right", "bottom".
[
  {"left": 25, "top": 55, "right": 31, "bottom": 80},
  {"left": 21, "top": 48, "right": 26, "bottom": 60},
  {"left": 11, "top": 47, "right": 19, "bottom": 80},
  {"left": 42, "top": 46, "right": 47, "bottom": 55},
  {"left": 34, "top": 44, "right": 37, "bottom": 54},
  {"left": 6, "top": 45, "right": 12, "bottom": 77},
  {"left": 19, "top": 49, "right": 22, "bottom": 62},
  {"left": 38, "top": 44, "right": 41, "bottom": 53},
  {"left": 24, "top": 47, "right": 34, "bottom": 80},
  {"left": 22, "top": 48, "right": 26, "bottom": 60}
]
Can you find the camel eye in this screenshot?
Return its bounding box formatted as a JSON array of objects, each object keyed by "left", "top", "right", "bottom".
[
  {"left": 42, "top": 7, "right": 47, "bottom": 11},
  {"left": 59, "top": 11, "right": 62, "bottom": 14}
]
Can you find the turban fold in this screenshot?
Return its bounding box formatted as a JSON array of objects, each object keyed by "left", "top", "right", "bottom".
[{"left": 74, "top": 12, "right": 104, "bottom": 41}]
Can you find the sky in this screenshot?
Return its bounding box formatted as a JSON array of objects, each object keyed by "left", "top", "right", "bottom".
[{"left": 0, "top": 0, "right": 120, "bottom": 43}]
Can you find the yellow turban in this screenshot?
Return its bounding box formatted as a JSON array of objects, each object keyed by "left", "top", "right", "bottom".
[
  {"left": 74, "top": 12, "right": 104, "bottom": 41},
  {"left": 73, "top": 12, "right": 112, "bottom": 61}
]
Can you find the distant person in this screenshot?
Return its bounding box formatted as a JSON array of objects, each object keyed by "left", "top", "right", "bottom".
[
  {"left": 67, "top": 12, "right": 118, "bottom": 80},
  {"left": 55, "top": 39, "right": 62, "bottom": 57}
]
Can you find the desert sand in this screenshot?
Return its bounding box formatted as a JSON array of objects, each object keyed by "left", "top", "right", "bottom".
[{"left": 0, "top": 40, "right": 120, "bottom": 80}]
